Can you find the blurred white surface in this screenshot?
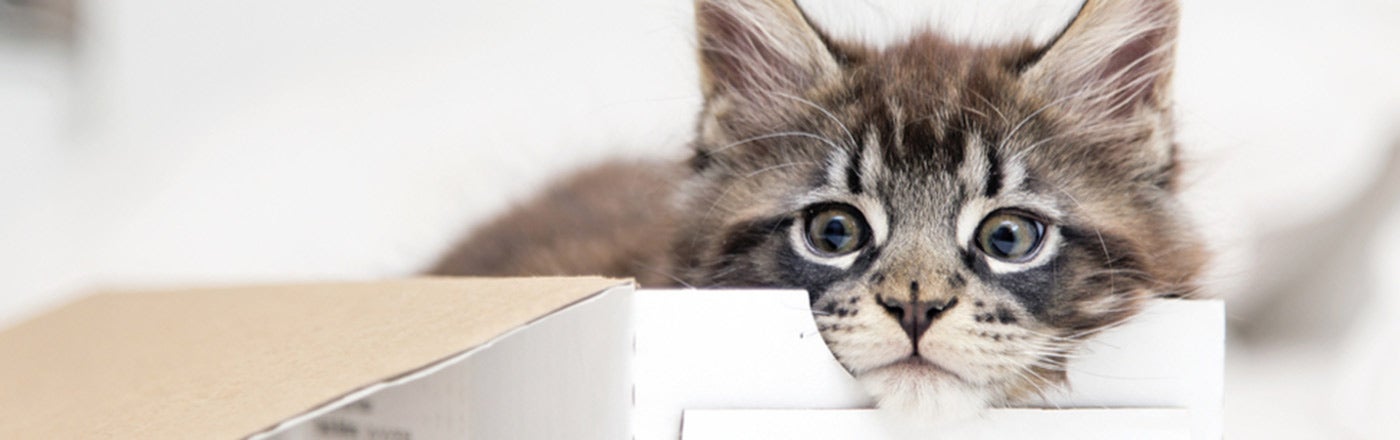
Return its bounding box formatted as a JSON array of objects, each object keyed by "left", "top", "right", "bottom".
[
  {"left": 1, "top": 0, "right": 1398, "bottom": 438},
  {"left": 0, "top": 29, "right": 77, "bottom": 322},
  {"left": 70, "top": 0, "right": 700, "bottom": 288}
]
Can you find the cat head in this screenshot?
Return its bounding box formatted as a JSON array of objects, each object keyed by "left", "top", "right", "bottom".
[{"left": 674, "top": 0, "right": 1206, "bottom": 419}]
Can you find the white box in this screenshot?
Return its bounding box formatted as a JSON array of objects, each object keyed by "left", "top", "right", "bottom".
[{"left": 634, "top": 290, "right": 1223, "bottom": 439}]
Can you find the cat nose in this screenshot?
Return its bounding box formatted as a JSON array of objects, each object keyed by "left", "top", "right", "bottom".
[{"left": 878, "top": 295, "right": 959, "bottom": 344}]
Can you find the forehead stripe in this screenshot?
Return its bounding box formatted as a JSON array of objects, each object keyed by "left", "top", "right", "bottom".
[
  {"left": 845, "top": 144, "right": 864, "bottom": 195},
  {"left": 985, "top": 144, "right": 1004, "bottom": 198}
]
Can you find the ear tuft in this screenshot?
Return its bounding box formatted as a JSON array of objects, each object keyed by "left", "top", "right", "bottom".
[
  {"left": 695, "top": 0, "right": 840, "bottom": 104},
  {"left": 1024, "top": 0, "right": 1179, "bottom": 119}
]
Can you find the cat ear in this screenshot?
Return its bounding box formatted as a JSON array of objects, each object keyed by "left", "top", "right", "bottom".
[
  {"left": 694, "top": 0, "right": 841, "bottom": 104},
  {"left": 1023, "top": 0, "right": 1179, "bottom": 119}
]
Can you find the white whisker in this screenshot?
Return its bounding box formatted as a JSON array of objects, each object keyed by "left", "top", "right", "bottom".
[
  {"left": 769, "top": 91, "right": 858, "bottom": 149},
  {"left": 712, "top": 131, "right": 844, "bottom": 154}
]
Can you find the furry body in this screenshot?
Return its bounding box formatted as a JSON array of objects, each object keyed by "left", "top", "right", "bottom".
[
  {"left": 434, "top": 0, "right": 1205, "bottom": 421},
  {"left": 432, "top": 161, "right": 682, "bottom": 286}
]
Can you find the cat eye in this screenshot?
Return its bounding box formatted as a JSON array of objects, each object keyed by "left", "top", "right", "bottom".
[
  {"left": 804, "top": 204, "right": 869, "bottom": 257},
  {"left": 975, "top": 210, "right": 1045, "bottom": 262}
]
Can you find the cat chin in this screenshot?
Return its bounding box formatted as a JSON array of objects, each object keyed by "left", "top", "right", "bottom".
[{"left": 856, "top": 362, "right": 992, "bottom": 430}]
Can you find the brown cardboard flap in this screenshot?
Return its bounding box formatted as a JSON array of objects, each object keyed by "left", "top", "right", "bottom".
[{"left": 0, "top": 277, "right": 629, "bottom": 439}]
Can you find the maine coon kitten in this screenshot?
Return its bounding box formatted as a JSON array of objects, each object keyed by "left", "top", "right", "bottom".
[{"left": 433, "top": 0, "right": 1205, "bottom": 419}]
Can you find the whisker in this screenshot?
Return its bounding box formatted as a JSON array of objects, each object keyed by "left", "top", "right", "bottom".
[
  {"left": 712, "top": 131, "right": 844, "bottom": 154},
  {"left": 769, "top": 91, "right": 858, "bottom": 149},
  {"left": 630, "top": 261, "right": 697, "bottom": 289},
  {"left": 997, "top": 88, "right": 1088, "bottom": 152},
  {"left": 1047, "top": 186, "right": 1117, "bottom": 294},
  {"left": 965, "top": 87, "right": 1010, "bottom": 123},
  {"left": 744, "top": 160, "right": 816, "bottom": 178},
  {"left": 1008, "top": 366, "right": 1063, "bottom": 409}
]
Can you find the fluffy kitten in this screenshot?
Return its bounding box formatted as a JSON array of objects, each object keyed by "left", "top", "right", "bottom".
[{"left": 433, "top": 0, "right": 1205, "bottom": 421}]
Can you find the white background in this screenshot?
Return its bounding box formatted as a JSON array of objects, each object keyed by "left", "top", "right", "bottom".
[{"left": 1, "top": 0, "right": 1398, "bottom": 437}]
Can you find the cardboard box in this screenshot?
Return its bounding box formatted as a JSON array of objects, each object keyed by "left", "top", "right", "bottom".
[
  {"left": 0, "top": 278, "right": 633, "bottom": 440},
  {"left": 0, "top": 277, "right": 1222, "bottom": 439}
]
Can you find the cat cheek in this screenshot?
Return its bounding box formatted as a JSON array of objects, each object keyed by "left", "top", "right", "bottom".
[
  {"left": 817, "top": 325, "right": 908, "bottom": 374},
  {"left": 816, "top": 292, "right": 923, "bottom": 371}
]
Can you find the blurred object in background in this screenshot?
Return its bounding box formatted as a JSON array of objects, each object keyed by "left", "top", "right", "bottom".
[
  {"left": 1172, "top": 0, "right": 1400, "bottom": 317},
  {"left": 1236, "top": 131, "right": 1400, "bottom": 346},
  {"left": 0, "top": 0, "right": 76, "bottom": 325},
  {"left": 1332, "top": 132, "right": 1400, "bottom": 439},
  {"left": 0, "top": 0, "right": 74, "bottom": 42},
  {"left": 1224, "top": 130, "right": 1400, "bottom": 439}
]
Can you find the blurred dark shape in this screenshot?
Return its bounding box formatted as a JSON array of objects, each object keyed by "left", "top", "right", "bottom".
[
  {"left": 0, "top": 0, "right": 74, "bottom": 42},
  {"left": 1235, "top": 129, "right": 1400, "bottom": 346}
]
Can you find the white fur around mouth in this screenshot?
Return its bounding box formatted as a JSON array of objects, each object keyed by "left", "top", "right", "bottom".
[
  {"left": 877, "top": 356, "right": 969, "bottom": 385},
  {"left": 856, "top": 358, "right": 992, "bottom": 425}
]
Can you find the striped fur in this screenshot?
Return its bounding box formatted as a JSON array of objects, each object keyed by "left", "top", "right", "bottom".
[{"left": 434, "top": 0, "right": 1206, "bottom": 423}]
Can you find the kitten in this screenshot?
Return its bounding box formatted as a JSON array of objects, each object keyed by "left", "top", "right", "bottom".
[{"left": 433, "top": 0, "right": 1205, "bottom": 421}]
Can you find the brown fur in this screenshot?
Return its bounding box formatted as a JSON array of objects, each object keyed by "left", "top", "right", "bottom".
[{"left": 430, "top": 160, "right": 681, "bottom": 287}]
